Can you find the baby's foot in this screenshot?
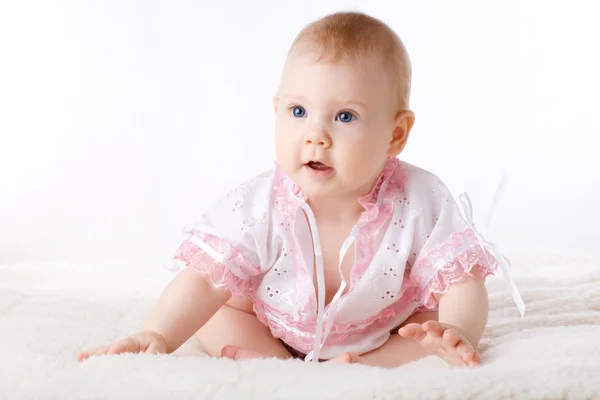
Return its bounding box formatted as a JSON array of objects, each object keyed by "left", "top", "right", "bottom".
[
  {"left": 326, "top": 352, "right": 361, "bottom": 364},
  {"left": 221, "top": 345, "right": 361, "bottom": 365},
  {"left": 398, "top": 321, "right": 480, "bottom": 367}
]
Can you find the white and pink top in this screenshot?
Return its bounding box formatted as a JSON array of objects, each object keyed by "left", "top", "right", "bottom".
[{"left": 168, "top": 157, "right": 523, "bottom": 361}]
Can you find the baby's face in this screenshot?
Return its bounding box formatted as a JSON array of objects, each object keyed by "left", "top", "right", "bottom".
[{"left": 274, "top": 53, "right": 401, "bottom": 200}]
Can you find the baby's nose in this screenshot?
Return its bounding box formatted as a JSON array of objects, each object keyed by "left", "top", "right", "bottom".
[
  {"left": 305, "top": 137, "right": 330, "bottom": 147},
  {"left": 304, "top": 128, "right": 331, "bottom": 148}
]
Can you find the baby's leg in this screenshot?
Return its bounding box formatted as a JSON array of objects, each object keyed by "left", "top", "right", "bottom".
[{"left": 195, "top": 296, "right": 292, "bottom": 360}]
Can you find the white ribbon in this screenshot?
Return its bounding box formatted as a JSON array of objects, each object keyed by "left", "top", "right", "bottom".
[
  {"left": 302, "top": 179, "right": 391, "bottom": 362},
  {"left": 303, "top": 227, "right": 357, "bottom": 362},
  {"left": 296, "top": 201, "right": 326, "bottom": 362},
  {"left": 457, "top": 173, "right": 525, "bottom": 317}
]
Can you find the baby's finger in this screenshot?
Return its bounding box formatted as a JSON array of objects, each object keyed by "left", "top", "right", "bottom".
[
  {"left": 107, "top": 337, "right": 140, "bottom": 355},
  {"left": 422, "top": 321, "right": 444, "bottom": 338},
  {"left": 76, "top": 351, "right": 90, "bottom": 362},
  {"left": 398, "top": 323, "right": 426, "bottom": 340},
  {"left": 442, "top": 329, "right": 461, "bottom": 347},
  {"left": 456, "top": 340, "right": 475, "bottom": 361},
  {"left": 470, "top": 352, "right": 481, "bottom": 366},
  {"left": 461, "top": 349, "right": 481, "bottom": 367},
  {"left": 76, "top": 345, "right": 109, "bottom": 362},
  {"left": 145, "top": 342, "right": 165, "bottom": 355},
  {"left": 91, "top": 345, "right": 111, "bottom": 357}
]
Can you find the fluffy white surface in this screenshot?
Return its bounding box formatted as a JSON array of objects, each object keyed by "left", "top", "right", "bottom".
[{"left": 1, "top": 253, "right": 599, "bottom": 400}]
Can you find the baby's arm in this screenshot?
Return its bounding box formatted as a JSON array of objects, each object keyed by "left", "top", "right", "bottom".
[
  {"left": 143, "top": 267, "right": 231, "bottom": 353},
  {"left": 436, "top": 268, "right": 488, "bottom": 347},
  {"left": 77, "top": 267, "right": 230, "bottom": 360},
  {"left": 395, "top": 269, "right": 488, "bottom": 367},
  {"left": 361, "top": 270, "right": 487, "bottom": 368}
]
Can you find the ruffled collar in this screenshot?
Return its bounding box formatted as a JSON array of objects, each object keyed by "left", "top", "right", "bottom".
[{"left": 356, "top": 156, "right": 401, "bottom": 208}]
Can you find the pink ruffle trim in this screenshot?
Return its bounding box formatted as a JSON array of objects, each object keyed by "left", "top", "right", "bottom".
[
  {"left": 173, "top": 238, "right": 256, "bottom": 298},
  {"left": 420, "top": 245, "right": 497, "bottom": 310},
  {"left": 252, "top": 279, "right": 423, "bottom": 353}
]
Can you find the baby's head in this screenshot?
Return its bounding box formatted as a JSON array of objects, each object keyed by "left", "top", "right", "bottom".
[{"left": 274, "top": 11, "right": 415, "bottom": 201}]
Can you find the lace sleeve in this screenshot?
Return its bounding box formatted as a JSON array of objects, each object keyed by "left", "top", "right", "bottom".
[{"left": 409, "top": 177, "right": 498, "bottom": 310}]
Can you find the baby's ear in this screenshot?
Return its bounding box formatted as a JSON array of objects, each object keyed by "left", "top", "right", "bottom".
[
  {"left": 272, "top": 97, "right": 279, "bottom": 113},
  {"left": 387, "top": 110, "right": 415, "bottom": 157}
]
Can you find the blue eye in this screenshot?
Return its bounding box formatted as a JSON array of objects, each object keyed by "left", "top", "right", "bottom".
[
  {"left": 337, "top": 111, "right": 354, "bottom": 123},
  {"left": 291, "top": 106, "right": 306, "bottom": 118}
]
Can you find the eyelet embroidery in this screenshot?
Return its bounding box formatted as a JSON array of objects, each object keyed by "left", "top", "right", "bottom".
[
  {"left": 229, "top": 199, "right": 244, "bottom": 212},
  {"left": 240, "top": 213, "right": 266, "bottom": 231},
  {"left": 281, "top": 247, "right": 292, "bottom": 257},
  {"left": 265, "top": 285, "right": 293, "bottom": 305},
  {"left": 391, "top": 217, "right": 404, "bottom": 228},
  {"left": 383, "top": 265, "right": 400, "bottom": 277},
  {"left": 385, "top": 243, "right": 401, "bottom": 253}
]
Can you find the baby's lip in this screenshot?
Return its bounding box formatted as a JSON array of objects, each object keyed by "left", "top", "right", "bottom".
[{"left": 305, "top": 160, "right": 333, "bottom": 170}]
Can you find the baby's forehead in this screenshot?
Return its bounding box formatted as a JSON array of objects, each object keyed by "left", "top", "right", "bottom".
[
  {"left": 284, "top": 50, "right": 394, "bottom": 80},
  {"left": 277, "top": 60, "right": 399, "bottom": 114},
  {"left": 281, "top": 51, "right": 403, "bottom": 97}
]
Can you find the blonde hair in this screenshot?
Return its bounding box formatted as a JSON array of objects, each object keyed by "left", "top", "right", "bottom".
[{"left": 289, "top": 11, "right": 412, "bottom": 109}]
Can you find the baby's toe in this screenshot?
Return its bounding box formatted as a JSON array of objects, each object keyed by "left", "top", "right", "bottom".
[
  {"left": 326, "top": 352, "right": 361, "bottom": 364},
  {"left": 221, "top": 345, "right": 240, "bottom": 359},
  {"left": 221, "top": 345, "right": 266, "bottom": 361},
  {"left": 346, "top": 352, "right": 361, "bottom": 364}
]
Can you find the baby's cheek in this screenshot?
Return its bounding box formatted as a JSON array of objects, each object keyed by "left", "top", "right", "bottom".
[
  {"left": 274, "top": 132, "right": 295, "bottom": 158},
  {"left": 345, "top": 153, "right": 382, "bottom": 186},
  {"left": 350, "top": 140, "right": 382, "bottom": 166}
]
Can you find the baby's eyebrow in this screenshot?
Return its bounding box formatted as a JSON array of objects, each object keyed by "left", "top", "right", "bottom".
[
  {"left": 338, "top": 100, "right": 369, "bottom": 112},
  {"left": 281, "top": 95, "right": 368, "bottom": 112},
  {"left": 280, "top": 95, "right": 312, "bottom": 105}
]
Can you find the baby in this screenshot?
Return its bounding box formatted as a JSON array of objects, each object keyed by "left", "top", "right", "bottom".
[{"left": 77, "top": 11, "right": 521, "bottom": 368}]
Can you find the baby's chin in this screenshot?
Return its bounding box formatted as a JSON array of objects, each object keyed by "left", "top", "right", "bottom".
[{"left": 298, "top": 179, "right": 362, "bottom": 202}]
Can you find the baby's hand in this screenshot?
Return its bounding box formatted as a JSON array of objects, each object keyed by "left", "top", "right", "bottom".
[
  {"left": 398, "top": 321, "right": 480, "bottom": 367},
  {"left": 76, "top": 330, "right": 168, "bottom": 362}
]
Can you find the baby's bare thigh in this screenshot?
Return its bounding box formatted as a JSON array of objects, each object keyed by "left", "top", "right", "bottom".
[
  {"left": 195, "top": 296, "right": 292, "bottom": 359},
  {"left": 225, "top": 295, "right": 255, "bottom": 314}
]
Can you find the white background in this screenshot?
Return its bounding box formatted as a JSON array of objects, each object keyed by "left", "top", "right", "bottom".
[{"left": 1, "top": 0, "right": 599, "bottom": 268}]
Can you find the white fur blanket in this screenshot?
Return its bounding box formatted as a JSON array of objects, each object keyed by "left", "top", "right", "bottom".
[{"left": 1, "top": 253, "right": 599, "bottom": 399}]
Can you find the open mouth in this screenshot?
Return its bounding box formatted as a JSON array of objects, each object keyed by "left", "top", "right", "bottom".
[{"left": 306, "top": 161, "right": 332, "bottom": 171}]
